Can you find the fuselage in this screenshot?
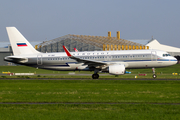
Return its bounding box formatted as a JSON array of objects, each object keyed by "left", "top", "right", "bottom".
[{"left": 5, "top": 49, "right": 177, "bottom": 71}]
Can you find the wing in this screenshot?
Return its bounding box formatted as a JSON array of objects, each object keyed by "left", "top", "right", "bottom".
[{"left": 63, "top": 46, "right": 107, "bottom": 67}]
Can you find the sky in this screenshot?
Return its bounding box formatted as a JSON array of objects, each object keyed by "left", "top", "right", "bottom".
[{"left": 0, "top": 0, "right": 180, "bottom": 47}]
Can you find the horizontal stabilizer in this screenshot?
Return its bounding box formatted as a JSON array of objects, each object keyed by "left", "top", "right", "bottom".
[{"left": 4, "top": 56, "right": 28, "bottom": 63}]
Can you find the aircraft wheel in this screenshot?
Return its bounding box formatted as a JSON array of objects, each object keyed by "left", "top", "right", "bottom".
[
  {"left": 92, "top": 74, "right": 99, "bottom": 79},
  {"left": 152, "top": 74, "right": 157, "bottom": 79}
]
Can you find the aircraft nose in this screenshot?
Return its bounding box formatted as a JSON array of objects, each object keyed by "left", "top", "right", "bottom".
[{"left": 175, "top": 58, "right": 178, "bottom": 64}]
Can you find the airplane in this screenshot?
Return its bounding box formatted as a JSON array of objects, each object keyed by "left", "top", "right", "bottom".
[{"left": 4, "top": 27, "right": 177, "bottom": 79}]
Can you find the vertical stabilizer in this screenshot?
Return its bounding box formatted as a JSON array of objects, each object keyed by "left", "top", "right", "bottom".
[{"left": 6, "top": 27, "right": 40, "bottom": 55}]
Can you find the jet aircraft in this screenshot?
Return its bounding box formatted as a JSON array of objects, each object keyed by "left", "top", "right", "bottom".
[{"left": 4, "top": 27, "right": 177, "bottom": 79}]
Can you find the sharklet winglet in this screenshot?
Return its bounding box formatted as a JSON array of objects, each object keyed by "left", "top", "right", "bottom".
[
  {"left": 74, "top": 48, "right": 78, "bottom": 52},
  {"left": 63, "top": 46, "right": 72, "bottom": 57}
]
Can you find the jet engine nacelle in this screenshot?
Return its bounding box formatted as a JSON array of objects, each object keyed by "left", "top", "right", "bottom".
[{"left": 109, "top": 64, "right": 125, "bottom": 75}]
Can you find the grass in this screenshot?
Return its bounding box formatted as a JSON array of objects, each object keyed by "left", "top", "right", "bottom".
[
  {"left": 0, "top": 80, "right": 179, "bottom": 103},
  {"left": 0, "top": 104, "right": 180, "bottom": 120},
  {"left": 0, "top": 79, "right": 180, "bottom": 120},
  {"left": 0, "top": 79, "right": 180, "bottom": 119}
]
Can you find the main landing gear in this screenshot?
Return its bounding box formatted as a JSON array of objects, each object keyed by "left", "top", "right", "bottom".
[
  {"left": 92, "top": 69, "right": 99, "bottom": 79},
  {"left": 92, "top": 74, "right": 99, "bottom": 79},
  {"left": 152, "top": 68, "right": 157, "bottom": 79}
]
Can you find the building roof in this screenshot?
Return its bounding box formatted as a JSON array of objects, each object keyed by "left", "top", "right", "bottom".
[
  {"left": 37, "top": 34, "right": 144, "bottom": 49},
  {"left": 146, "top": 39, "right": 180, "bottom": 52},
  {"left": 0, "top": 42, "right": 10, "bottom": 48},
  {"left": 127, "top": 39, "right": 152, "bottom": 45}
]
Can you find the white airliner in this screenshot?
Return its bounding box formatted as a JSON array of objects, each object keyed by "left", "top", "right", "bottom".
[{"left": 4, "top": 27, "right": 177, "bottom": 79}]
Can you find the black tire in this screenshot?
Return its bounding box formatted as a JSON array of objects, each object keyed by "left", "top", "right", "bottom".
[
  {"left": 92, "top": 74, "right": 99, "bottom": 79},
  {"left": 152, "top": 74, "right": 157, "bottom": 79},
  {"left": 96, "top": 74, "right": 99, "bottom": 79}
]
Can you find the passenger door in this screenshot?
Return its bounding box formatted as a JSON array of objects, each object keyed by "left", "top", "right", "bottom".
[{"left": 151, "top": 51, "right": 157, "bottom": 61}]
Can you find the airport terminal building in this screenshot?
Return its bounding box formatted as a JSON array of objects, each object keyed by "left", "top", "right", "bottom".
[{"left": 1, "top": 31, "right": 180, "bottom": 65}]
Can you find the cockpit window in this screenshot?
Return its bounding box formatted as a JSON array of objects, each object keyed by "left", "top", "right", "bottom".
[{"left": 163, "top": 54, "right": 171, "bottom": 57}]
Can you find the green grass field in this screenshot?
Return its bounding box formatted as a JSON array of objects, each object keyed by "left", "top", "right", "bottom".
[
  {"left": 0, "top": 65, "right": 180, "bottom": 119},
  {"left": 0, "top": 79, "right": 180, "bottom": 120},
  {"left": 0, "top": 80, "right": 180, "bottom": 103},
  {"left": 0, "top": 104, "right": 179, "bottom": 120}
]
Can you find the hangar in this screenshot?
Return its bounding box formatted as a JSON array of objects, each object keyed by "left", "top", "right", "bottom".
[{"left": 36, "top": 31, "right": 148, "bottom": 53}]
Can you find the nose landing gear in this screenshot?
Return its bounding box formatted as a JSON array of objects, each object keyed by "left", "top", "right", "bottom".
[
  {"left": 152, "top": 68, "right": 157, "bottom": 79},
  {"left": 152, "top": 74, "right": 157, "bottom": 79}
]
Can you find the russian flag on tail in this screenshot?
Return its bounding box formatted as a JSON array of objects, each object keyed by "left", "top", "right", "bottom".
[{"left": 17, "top": 43, "right": 27, "bottom": 47}]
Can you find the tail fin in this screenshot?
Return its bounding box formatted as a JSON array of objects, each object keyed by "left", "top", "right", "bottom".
[{"left": 6, "top": 27, "right": 40, "bottom": 55}]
